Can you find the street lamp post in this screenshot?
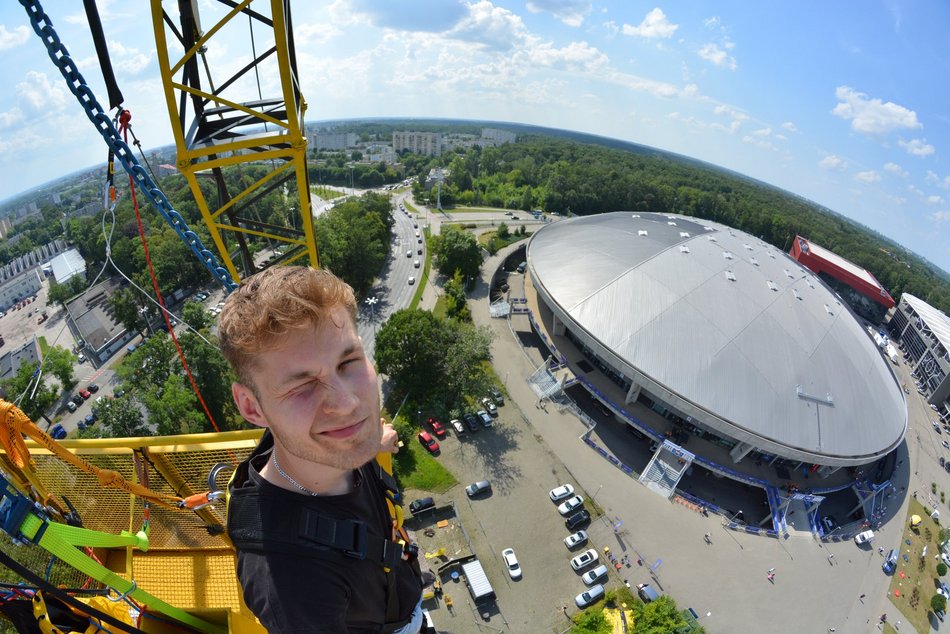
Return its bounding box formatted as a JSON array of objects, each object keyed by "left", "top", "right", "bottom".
[{"left": 364, "top": 296, "right": 378, "bottom": 324}]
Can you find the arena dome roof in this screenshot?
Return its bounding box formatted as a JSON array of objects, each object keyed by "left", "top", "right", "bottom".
[{"left": 526, "top": 212, "right": 906, "bottom": 463}]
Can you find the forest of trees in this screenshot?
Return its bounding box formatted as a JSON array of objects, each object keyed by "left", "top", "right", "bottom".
[{"left": 395, "top": 133, "right": 950, "bottom": 314}]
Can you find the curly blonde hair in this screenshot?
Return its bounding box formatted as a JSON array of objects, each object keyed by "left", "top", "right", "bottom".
[{"left": 219, "top": 266, "right": 357, "bottom": 390}]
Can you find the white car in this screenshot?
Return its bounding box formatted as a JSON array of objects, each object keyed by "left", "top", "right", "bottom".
[
  {"left": 564, "top": 530, "right": 588, "bottom": 549},
  {"left": 853, "top": 530, "right": 874, "bottom": 545},
  {"left": 450, "top": 418, "right": 464, "bottom": 434},
  {"left": 575, "top": 584, "right": 605, "bottom": 608},
  {"left": 582, "top": 564, "right": 608, "bottom": 586},
  {"left": 549, "top": 484, "right": 575, "bottom": 503},
  {"left": 481, "top": 397, "right": 497, "bottom": 416},
  {"left": 570, "top": 548, "right": 598, "bottom": 571},
  {"left": 501, "top": 548, "right": 521, "bottom": 580},
  {"left": 558, "top": 495, "right": 585, "bottom": 516},
  {"left": 408, "top": 277, "right": 416, "bottom": 285}
]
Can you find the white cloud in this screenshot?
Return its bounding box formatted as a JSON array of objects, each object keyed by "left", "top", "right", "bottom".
[
  {"left": 528, "top": 41, "right": 608, "bottom": 72},
  {"left": 925, "top": 171, "right": 950, "bottom": 190},
  {"left": 854, "top": 170, "right": 880, "bottom": 183},
  {"left": 832, "top": 86, "right": 921, "bottom": 135},
  {"left": 295, "top": 22, "right": 343, "bottom": 45},
  {"left": 752, "top": 127, "right": 771, "bottom": 137},
  {"left": 898, "top": 137, "right": 935, "bottom": 157},
  {"left": 526, "top": 0, "right": 592, "bottom": 27},
  {"left": 883, "top": 162, "right": 907, "bottom": 177},
  {"left": 16, "top": 72, "right": 68, "bottom": 111},
  {"left": 334, "top": 0, "right": 468, "bottom": 32},
  {"left": 0, "top": 107, "right": 24, "bottom": 129},
  {"left": 116, "top": 54, "right": 151, "bottom": 75},
  {"left": 703, "top": 16, "right": 721, "bottom": 30},
  {"left": 907, "top": 184, "right": 924, "bottom": 196},
  {"left": 603, "top": 20, "right": 619, "bottom": 36},
  {"left": 0, "top": 25, "right": 29, "bottom": 51},
  {"left": 742, "top": 135, "right": 776, "bottom": 151},
  {"left": 887, "top": 195, "right": 907, "bottom": 206},
  {"left": 781, "top": 121, "right": 798, "bottom": 133},
  {"left": 697, "top": 43, "right": 737, "bottom": 70},
  {"left": 819, "top": 154, "right": 847, "bottom": 170},
  {"left": 927, "top": 195, "right": 944, "bottom": 205},
  {"left": 931, "top": 210, "right": 950, "bottom": 223},
  {"left": 622, "top": 8, "right": 678, "bottom": 39},
  {"left": 450, "top": 1, "right": 530, "bottom": 50},
  {"left": 710, "top": 104, "right": 747, "bottom": 134}
]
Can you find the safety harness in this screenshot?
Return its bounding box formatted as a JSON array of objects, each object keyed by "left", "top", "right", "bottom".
[{"left": 226, "top": 432, "right": 421, "bottom": 632}]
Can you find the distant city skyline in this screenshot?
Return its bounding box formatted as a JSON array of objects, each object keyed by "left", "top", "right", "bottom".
[{"left": 1, "top": 1, "right": 948, "bottom": 272}]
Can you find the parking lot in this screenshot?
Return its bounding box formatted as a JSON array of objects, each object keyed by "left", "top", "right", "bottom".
[{"left": 401, "top": 403, "right": 633, "bottom": 633}]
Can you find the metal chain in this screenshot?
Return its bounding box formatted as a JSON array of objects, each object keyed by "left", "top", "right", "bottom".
[{"left": 18, "top": 0, "right": 237, "bottom": 293}]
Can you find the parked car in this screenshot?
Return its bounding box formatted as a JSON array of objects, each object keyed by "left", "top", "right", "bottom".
[
  {"left": 66, "top": 401, "right": 77, "bottom": 413},
  {"left": 488, "top": 387, "right": 504, "bottom": 405},
  {"left": 821, "top": 516, "right": 838, "bottom": 533},
  {"left": 79, "top": 389, "right": 91, "bottom": 400},
  {"left": 882, "top": 548, "right": 899, "bottom": 574},
  {"left": 565, "top": 509, "right": 591, "bottom": 530},
  {"left": 582, "top": 564, "right": 608, "bottom": 586},
  {"left": 854, "top": 530, "right": 875, "bottom": 545},
  {"left": 476, "top": 410, "right": 493, "bottom": 428},
  {"left": 426, "top": 417, "right": 446, "bottom": 439},
  {"left": 558, "top": 495, "right": 585, "bottom": 516},
  {"left": 637, "top": 583, "right": 661, "bottom": 603},
  {"left": 409, "top": 497, "right": 435, "bottom": 515},
  {"left": 465, "top": 480, "right": 491, "bottom": 498},
  {"left": 574, "top": 584, "right": 605, "bottom": 608},
  {"left": 570, "top": 548, "right": 598, "bottom": 571},
  {"left": 549, "top": 484, "right": 575, "bottom": 503},
  {"left": 481, "top": 398, "right": 497, "bottom": 416},
  {"left": 564, "top": 530, "right": 588, "bottom": 549},
  {"left": 463, "top": 412, "right": 479, "bottom": 432},
  {"left": 71, "top": 394, "right": 84, "bottom": 406},
  {"left": 87, "top": 383, "right": 99, "bottom": 393},
  {"left": 83, "top": 414, "right": 95, "bottom": 427},
  {"left": 417, "top": 431, "right": 440, "bottom": 454},
  {"left": 50, "top": 424, "right": 67, "bottom": 440},
  {"left": 501, "top": 548, "right": 522, "bottom": 580},
  {"left": 450, "top": 418, "right": 464, "bottom": 434},
  {"left": 408, "top": 277, "right": 416, "bottom": 286}
]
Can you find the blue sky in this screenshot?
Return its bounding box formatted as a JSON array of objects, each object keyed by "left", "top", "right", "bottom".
[{"left": 2, "top": 1, "right": 949, "bottom": 272}]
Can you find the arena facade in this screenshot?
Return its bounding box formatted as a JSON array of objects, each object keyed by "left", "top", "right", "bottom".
[{"left": 524, "top": 212, "right": 906, "bottom": 472}]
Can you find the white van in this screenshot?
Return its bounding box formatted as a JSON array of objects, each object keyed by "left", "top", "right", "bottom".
[{"left": 582, "top": 564, "right": 608, "bottom": 586}]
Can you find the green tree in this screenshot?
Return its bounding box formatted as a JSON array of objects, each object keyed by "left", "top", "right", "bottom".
[
  {"left": 0, "top": 362, "right": 58, "bottom": 423},
  {"left": 181, "top": 300, "right": 213, "bottom": 332},
  {"left": 146, "top": 375, "right": 206, "bottom": 436},
  {"left": 47, "top": 276, "right": 87, "bottom": 308},
  {"left": 496, "top": 222, "right": 510, "bottom": 239},
  {"left": 443, "top": 270, "right": 470, "bottom": 322},
  {"left": 109, "top": 288, "right": 146, "bottom": 336},
  {"left": 94, "top": 395, "right": 149, "bottom": 438},
  {"left": 42, "top": 346, "right": 77, "bottom": 390},
  {"left": 431, "top": 226, "right": 483, "bottom": 284},
  {"left": 632, "top": 596, "right": 688, "bottom": 634},
  {"left": 933, "top": 593, "right": 948, "bottom": 614}
]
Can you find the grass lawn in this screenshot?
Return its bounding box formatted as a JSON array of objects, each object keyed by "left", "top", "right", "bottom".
[
  {"left": 452, "top": 205, "right": 509, "bottom": 214},
  {"left": 38, "top": 336, "right": 49, "bottom": 356},
  {"left": 407, "top": 234, "right": 431, "bottom": 310},
  {"left": 887, "top": 498, "right": 948, "bottom": 631},
  {"left": 477, "top": 228, "right": 531, "bottom": 250},
  {"left": 403, "top": 199, "right": 418, "bottom": 213},
  {"left": 311, "top": 186, "right": 345, "bottom": 199},
  {"left": 392, "top": 436, "right": 457, "bottom": 493}
]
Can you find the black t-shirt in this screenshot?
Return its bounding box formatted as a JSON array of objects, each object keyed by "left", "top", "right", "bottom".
[{"left": 232, "top": 447, "right": 421, "bottom": 633}]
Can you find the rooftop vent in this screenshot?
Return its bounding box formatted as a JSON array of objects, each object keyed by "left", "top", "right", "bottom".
[
  {"left": 679, "top": 232, "right": 690, "bottom": 238},
  {"left": 784, "top": 269, "right": 795, "bottom": 279},
  {"left": 824, "top": 304, "right": 835, "bottom": 316},
  {"left": 806, "top": 278, "right": 815, "bottom": 289},
  {"left": 767, "top": 281, "right": 778, "bottom": 292},
  {"left": 631, "top": 214, "right": 640, "bottom": 218},
  {"left": 723, "top": 251, "right": 734, "bottom": 260},
  {"left": 750, "top": 257, "right": 759, "bottom": 267},
  {"left": 792, "top": 289, "right": 802, "bottom": 300},
  {"left": 703, "top": 226, "right": 714, "bottom": 231},
  {"left": 667, "top": 221, "right": 677, "bottom": 226},
  {"left": 743, "top": 243, "right": 753, "bottom": 250},
  {"left": 725, "top": 270, "right": 737, "bottom": 281},
  {"left": 679, "top": 245, "right": 690, "bottom": 253},
  {"left": 768, "top": 252, "right": 776, "bottom": 259},
  {"left": 638, "top": 230, "right": 648, "bottom": 237},
  {"left": 708, "top": 236, "right": 718, "bottom": 243}
]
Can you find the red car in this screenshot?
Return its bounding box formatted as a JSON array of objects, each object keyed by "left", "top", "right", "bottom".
[
  {"left": 79, "top": 388, "right": 91, "bottom": 400},
  {"left": 417, "top": 431, "right": 440, "bottom": 454},
  {"left": 426, "top": 417, "right": 446, "bottom": 438}
]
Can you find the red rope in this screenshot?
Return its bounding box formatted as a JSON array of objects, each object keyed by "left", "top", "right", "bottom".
[{"left": 117, "top": 110, "right": 223, "bottom": 435}]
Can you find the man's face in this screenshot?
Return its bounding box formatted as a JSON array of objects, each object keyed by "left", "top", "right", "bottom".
[{"left": 232, "top": 305, "right": 381, "bottom": 472}]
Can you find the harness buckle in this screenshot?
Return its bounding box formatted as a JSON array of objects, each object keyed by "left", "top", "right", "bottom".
[{"left": 343, "top": 521, "right": 367, "bottom": 560}]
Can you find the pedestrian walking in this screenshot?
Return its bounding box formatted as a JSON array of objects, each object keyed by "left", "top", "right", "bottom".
[
  {"left": 859, "top": 594, "right": 866, "bottom": 600},
  {"left": 768, "top": 567, "right": 775, "bottom": 574},
  {"left": 767, "top": 572, "right": 775, "bottom": 583},
  {"left": 704, "top": 532, "right": 711, "bottom": 543}
]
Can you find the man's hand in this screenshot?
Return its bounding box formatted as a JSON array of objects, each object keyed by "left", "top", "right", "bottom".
[{"left": 380, "top": 419, "right": 401, "bottom": 454}]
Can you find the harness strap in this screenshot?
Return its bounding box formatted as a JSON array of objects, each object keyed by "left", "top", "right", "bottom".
[{"left": 298, "top": 509, "right": 405, "bottom": 571}]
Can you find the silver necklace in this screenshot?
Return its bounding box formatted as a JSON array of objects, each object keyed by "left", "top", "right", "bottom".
[{"left": 271, "top": 451, "right": 319, "bottom": 496}]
